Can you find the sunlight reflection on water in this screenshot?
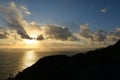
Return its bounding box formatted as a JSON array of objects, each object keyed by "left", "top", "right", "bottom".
[
  {"left": 0, "top": 49, "right": 90, "bottom": 80},
  {"left": 20, "top": 50, "right": 38, "bottom": 70}
]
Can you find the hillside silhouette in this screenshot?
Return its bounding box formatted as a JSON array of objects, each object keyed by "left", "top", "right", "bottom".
[{"left": 8, "top": 40, "right": 120, "bottom": 80}]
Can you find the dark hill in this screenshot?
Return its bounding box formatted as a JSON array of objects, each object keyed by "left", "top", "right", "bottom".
[{"left": 8, "top": 40, "right": 120, "bottom": 80}]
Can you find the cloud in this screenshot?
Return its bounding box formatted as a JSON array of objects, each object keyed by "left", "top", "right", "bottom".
[
  {"left": 106, "top": 28, "right": 120, "bottom": 41},
  {"left": 25, "top": 21, "right": 41, "bottom": 39},
  {"left": 19, "top": 5, "right": 31, "bottom": 15},
  {"left": 37, "top": 35, "right": 44, "bottom": 40},
  {"left": 0, "top": 27, "right": 7, "bottom": 39},
  {"left": 0, "top": 33, "right": 7, "bottom": 39},
  {"left": 0, "top": 2, "right": 77, "bottom": 41},
  {"left": 78, "top": 24, "right": 93, "bottom": 40},
  {"left": 0, "top": 27, "right": 21, "bottom": 39},
  {"left": 0, "top": 2, "right": 120, "bottom": 49},
  {"left": 101, "top": 8, "right": 107, "bottom": 13},
  {"left": 40, "top": 24, "right": 75, "bottom": 40},
  {"left": 77, "top": 24, "right": 106, "bottom": 41},
  {"left": 77, "top": 24, "right": 120, "bottom": 43},
  {"left": 0, "top": 2, "right": 31, "bottom": 39},
  {"left": 92, "top": 30, "right": 106, "bottom": 41}
]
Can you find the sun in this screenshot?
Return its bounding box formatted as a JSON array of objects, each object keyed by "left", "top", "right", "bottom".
[
  {"left": 24, "top": 39, "right": 38, "bottom": 45},
  {"left": 28, "top": 33, "right": 39, "bottom": 39},
  {"left": 29, "top": 34, "right": 38, "bottom": 39}
]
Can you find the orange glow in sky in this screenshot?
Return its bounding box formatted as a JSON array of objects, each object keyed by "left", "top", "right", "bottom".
[{"left": 23, "top": 39, "right": 38, "bottom": 45}]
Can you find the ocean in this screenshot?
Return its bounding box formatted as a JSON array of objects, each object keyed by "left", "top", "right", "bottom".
[{"left": 0, "top": 48, "right": 92, "bottom": 80}]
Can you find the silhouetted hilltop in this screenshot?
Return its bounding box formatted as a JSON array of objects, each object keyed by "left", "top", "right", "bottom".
[{"left": 9, "top": 40, "right": 120, "bottom": 80}]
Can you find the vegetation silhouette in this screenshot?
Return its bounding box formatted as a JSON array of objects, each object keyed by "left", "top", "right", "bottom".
[{"left": 8, "top": 40, "right": 120, "bottom": 80}]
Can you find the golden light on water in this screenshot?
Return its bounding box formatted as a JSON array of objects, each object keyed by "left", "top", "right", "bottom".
[{"left": 20, "top": 50, "right": 38, "bottom": 69}]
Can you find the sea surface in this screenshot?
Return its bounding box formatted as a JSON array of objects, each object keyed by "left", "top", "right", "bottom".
[{"left": 0, "top": 48, "right": 93, "bottom": 80}]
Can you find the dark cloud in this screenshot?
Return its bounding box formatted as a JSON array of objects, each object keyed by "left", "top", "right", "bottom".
[
  {"left": 0, "top": 34, "right": 7, "bottom": 39},
  {"left": 92, "top": 30, "right": 106, "bottom": 41},
  {"left": 0, "top": 27, "right": 7, "bottom": 39},
  {"left": 0, "top": 2, "right": 31, "bottom": 39},
  {"left": 77, "top": 24, "right": 120, "bottom": 42},
  {"left": 7, "top": 22, "right": 31, "bottom": 39},
  {"left": 0, "top": 27, "right": 22, "bottom": 39},
  {"left": 78, "top": 24, "right": 93, "bottom": 40},
  {"left": 106, "top": 28, "right": 120, "bottom": 41},
  {"left": 37, "top": 35, "right": 44, "bottom": 40},
  {"left": 40, "top": 25, "right": 75, "bottom": 40}
]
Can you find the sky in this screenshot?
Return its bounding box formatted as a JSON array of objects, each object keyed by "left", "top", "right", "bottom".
[
  {"left": 12, "top": 0, "right": 120, "bottom": 31},
  {"left": 0, "top": 0, "right": 120, "bottom": 49},
  {"left": 0, "top": 0, "right": 120, "bottom": 31}
]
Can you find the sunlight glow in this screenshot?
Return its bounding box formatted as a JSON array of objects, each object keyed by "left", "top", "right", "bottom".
[
  {"left": 24, "top": 39, "right": 38, "bottom": 45},
  {"left": 29, "top": 34, "right": 38, "bottom": 39}
]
